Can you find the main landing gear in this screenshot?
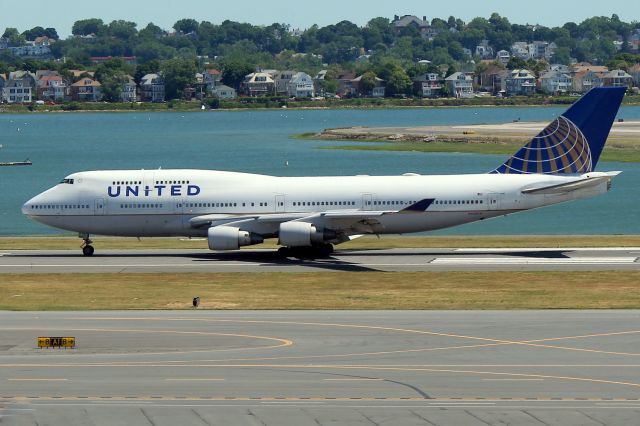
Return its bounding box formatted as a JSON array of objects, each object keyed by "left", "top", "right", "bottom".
[
  {"left": 277, "top": 243, "right": 334, "bottom": 258},
  {"left": 80, "top": 234, "right": 94, "bottom": 256}
]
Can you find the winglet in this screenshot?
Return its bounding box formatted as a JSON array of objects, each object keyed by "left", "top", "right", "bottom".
[{"left": 401, "top": 198, "right": 435, "bottom": 212}]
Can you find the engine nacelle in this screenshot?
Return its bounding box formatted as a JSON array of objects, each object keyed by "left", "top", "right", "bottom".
[
  {"left": 278, "top": 222, "right": 335, "bottom": 247},
  {"left": 208, "top": 226, "right": 263, "bottom": 250}
]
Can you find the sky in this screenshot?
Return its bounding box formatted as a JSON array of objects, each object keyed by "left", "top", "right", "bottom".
[{"left": 1, "top": 0, "right": 639, "bottom": 38}]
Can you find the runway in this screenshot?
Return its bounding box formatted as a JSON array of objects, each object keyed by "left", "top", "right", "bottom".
[
  {"left": 2, "top": 310, "right": 640, "bottom": 425},
  {"left": 1, "top": 247, "right": 639, "bottom": 273}
]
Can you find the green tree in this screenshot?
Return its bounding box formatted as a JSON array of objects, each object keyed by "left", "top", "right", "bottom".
[
  {"left": 72, "top": 18, "right": 106, "bottom": 36},
  {"left": 2, "top": 28, "right": 25, "bottom": 44},
  {"left": 108, "top": 20, "right": 137, "bottom": 40},
  {"left": 358, "top": 71, "right": 377, "bottom": 96},
  {"left": 385, "top": 66, "right": 412, "bottom": 96},
  {"left": 173, "top": 19, "right": 199, "bottom": 34},
  {"left": 161, "top": 57, "right": 197, "bottom": 99},
  {"left": 221, "top": 60, "right": 254, "bottom": 90}
]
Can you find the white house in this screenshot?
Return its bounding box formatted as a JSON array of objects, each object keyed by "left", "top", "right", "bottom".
[
  {"left": 539, "top": 70, "right": 572, "bottom": 94},
  {"left": 603, "top": 69, "right": 633, "bottom": 88},
  {"left": 212, "top": 84, "right": 236, "bottom": 99},
  {"left": 496, "top": 50, "right": 510, "bottom": 66},
  {"left": 140, "top": 73, "right": 165, "bottom": 102},
  {"left": 445, "top": 72, "right": 474, "bottom": 98},
  {"left": 2, "top": 78, "right": 33, "bottom": 103},
  {"left": 287, "top": 72, "right": 315, "bottom": 97},
  {"left": 242, "top": 72, "right": 275, "bottom": 97}
]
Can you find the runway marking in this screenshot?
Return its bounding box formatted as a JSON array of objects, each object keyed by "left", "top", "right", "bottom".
[
  {"left": 165, "top": 378, "right": 225, "bottom": 381},
  {"left": 323, "top": 378, "right": 384, "bottom": 381},
  {"left": 3, "top": 364, "right": 640, "bottom": 390},
  {"left": 482, "top": 379, "right": 544, "bottom": 381},
  {"left": 59, "top": 317, "right": 640, "bottom": 358},
  {"left": 7, "top": 379, "right": 68, "bottom": 382},
  {"left": 2, "top": 327, "right": 292, "bottom": 356},
  {"left": 432, "top": 257, "right": 637, "bottom": 264},
  {"left": 7, "top": 396, "right": 640, "bottom": 402}
]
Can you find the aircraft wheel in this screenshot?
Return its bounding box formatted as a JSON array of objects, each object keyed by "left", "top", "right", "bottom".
[
  {"left": 277, "top": 247, "right": 290, "bottom": 257},
  {"left": 82, "top": 245, "right": 95, "bottom": 256},
  {"left": 319, "top": 243, "right": 334, "bottom": 256}
]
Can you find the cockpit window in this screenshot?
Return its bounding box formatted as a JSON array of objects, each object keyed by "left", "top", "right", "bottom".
[{"left": 60, "top": 178, "right": 74, "bottom": 184}]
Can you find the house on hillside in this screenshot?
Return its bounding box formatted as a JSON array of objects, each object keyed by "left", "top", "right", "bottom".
[
  {"left": 242, "top": 72, "right": 276, "bottom": 97},
  {"left": 71, "top": 78, "right": 102, "bottom": 101},
  {"left": 629, "top": 64, "right": 640, "bottom": 87},
  {"left": 476, "top": 63, "right": 505, "bottom": 93},
  {"left": 511, "top": 42, "right": 531, "bottom": 60},
  {"left": 475, "top": 40, "right": 494, "bottom": 59},
  {"left": 120, "top": 76, "right": 137, "bottom": 102},
  {"left": 413, "top": 73, "right": 443, "bottom": 97},
  {"left": 203, "top": 69, "right": 221, "bottom": 93},
  {"left": 539, "top": 70, "right": 572, "bottom": 94},
  {"left": 505, "top": 69, "right": 536, "bottom": 96},
  {"left": 274, "top": 71, "right": 295, "bottom": 95},
  {"left": 2, "top": 78, "right": 34, "bottom": 103},
  {"left": 336, "top": 72, "right": 356, "bottom": 97},
  {"left": 392, "top": 15, "right": 436, "bottom": 39},
  {"left": 288, "top": 72, "right": 315, "bottom": 97},
  {"left": 496, "top": 50, "right": 510, "bottom": 66},
  {"left": 140, "top": 73, "right": 165, "bottom": 102},
  {"left": 37, "top": 75, "right": 67, "bottom": 101},
  {"left": 211, "top": 84, "right": 236, "bottom": 99},
  {"left": 602, "top": 69, "right": 633, "bottom": 88},
  {"left": 572, "top": 70, "right": 605, "bottom": 93},
  {"left": 445, "top": 72, "right": 474, "bottom": 98},
  {"left": 350, "top": 75, "right": 385, "bottom": 97},
  {"left": 8, "top": 71, "right": 37, "bottom": 88}
]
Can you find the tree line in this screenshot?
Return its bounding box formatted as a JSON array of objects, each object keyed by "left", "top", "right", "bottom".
[{"left": 1, "top": 14, "right": 640, "bottom": 100}]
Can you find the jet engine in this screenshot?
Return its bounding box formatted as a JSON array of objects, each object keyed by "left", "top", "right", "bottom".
[
  {"left": 208, "top": 226, "right": 263, "bottom": 250},
  {"left": 278, "top": 222, "right": 336, "bottom": 247}
]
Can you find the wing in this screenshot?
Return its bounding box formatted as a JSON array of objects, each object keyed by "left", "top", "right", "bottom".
[{"left": 189, "top": 199, "right": 435, "bottom": 242}]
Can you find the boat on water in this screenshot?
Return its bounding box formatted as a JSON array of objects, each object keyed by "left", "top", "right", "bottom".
[{"left": 0, "top": 160, "right": 32, "bottom": 166}]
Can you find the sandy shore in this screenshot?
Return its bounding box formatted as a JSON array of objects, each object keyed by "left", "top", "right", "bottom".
[{"left": 317, "top": 120, "right": 640, "bottom": 146}]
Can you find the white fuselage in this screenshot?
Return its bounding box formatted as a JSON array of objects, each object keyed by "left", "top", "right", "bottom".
[{"left": 22, "top": 169, "right": 613, "bottom": 241}]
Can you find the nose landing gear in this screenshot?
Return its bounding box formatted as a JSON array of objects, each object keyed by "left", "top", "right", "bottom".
[{"left": 80, "top": 234, "right": 94, "bottom": 256}]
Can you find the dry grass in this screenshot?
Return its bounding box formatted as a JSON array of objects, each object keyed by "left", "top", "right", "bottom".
[
  {"left": 2, "top": 235, "right": 640, "bottom": 251},
  {"left": 2, "top": 271, "right": 640, "bottom": 310}
]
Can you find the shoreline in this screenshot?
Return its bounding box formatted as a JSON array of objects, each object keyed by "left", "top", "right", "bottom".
[{"left": 2, "top": 96, "right": 640, "bottom": 114}]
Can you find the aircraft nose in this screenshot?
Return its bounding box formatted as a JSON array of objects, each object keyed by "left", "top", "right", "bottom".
[{"left": 22, "top": 194, "right": 41, "bottom": 215}]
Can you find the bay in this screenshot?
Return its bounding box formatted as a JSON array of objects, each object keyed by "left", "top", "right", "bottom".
[{"left": 1, "top": 105, "right": 639, "bottom": 236}]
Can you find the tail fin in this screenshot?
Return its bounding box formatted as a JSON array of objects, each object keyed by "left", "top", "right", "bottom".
[{"left": 491, "top": 87, "right": 626, "bottom": 174}]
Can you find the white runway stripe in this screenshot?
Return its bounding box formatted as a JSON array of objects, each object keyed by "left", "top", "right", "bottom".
[{"left": 432, "top": 257, "right": 637, "bottom": 265}]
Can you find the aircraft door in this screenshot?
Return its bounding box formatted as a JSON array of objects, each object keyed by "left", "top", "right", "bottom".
[
  {"left": 362, "top": 194, "right": 373, "bottom": 211},
  {"left": 94, "top": 198, "right": 105, "bottom": 215},
  {"left": 143, "top": 172, "right": 155, "bottom": 199},
  {"left": 487, "top": 193, "right": 503, "bottom": 211},
  {"left": 275, "top": 195, "right": 285, "bottom": 213}
]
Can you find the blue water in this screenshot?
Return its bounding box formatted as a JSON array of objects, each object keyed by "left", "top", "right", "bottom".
[{"left": 1, "top": 106, "right": 639, "bottom": 236}]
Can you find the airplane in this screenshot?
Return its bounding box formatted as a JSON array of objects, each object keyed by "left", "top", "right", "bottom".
[{"left": 22, "top": 86, "right": 626, "bottom": 256}]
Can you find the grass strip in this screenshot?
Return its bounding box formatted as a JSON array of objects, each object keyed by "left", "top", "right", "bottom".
[{"left": 2, "top": 271, "right": 640, "bottom": 310}]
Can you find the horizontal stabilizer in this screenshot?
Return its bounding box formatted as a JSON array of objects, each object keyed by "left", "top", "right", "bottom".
[{"left": 521, "top": 176, "right": 611, "bottom": 195}]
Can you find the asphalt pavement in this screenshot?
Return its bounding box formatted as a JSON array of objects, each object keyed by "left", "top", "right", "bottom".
[{"left": 2, "top": 310, "right": 640, "bottom": 425}]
